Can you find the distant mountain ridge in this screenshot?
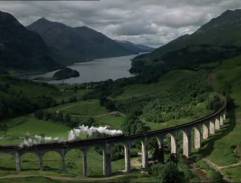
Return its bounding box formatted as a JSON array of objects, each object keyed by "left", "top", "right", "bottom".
[
  {"left": 0, "top": 11, "right": 153, "bottom": 73},
  {"left": 28, "top": 18, "right": 150, "bottom": 65},
  {"left": 0, "top": 11, "right": 60, "bottom": 72},
  {"left": 116, "top": 40, "right": 154, "bottom": 54},
  {"left": 132, "top": 9, "right": 241, "bottom": 74}
]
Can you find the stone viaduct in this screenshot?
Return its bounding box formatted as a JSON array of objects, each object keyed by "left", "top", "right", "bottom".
[{"left": 0, "top": 101, "right": 227, "bottom": 177}]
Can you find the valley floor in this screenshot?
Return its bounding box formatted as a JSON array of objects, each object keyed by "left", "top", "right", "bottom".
[{"left": 1, "top": 55, "right": 241, "bottom": 182}]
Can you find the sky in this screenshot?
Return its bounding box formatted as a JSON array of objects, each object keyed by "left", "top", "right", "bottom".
[{"left": 1, "top": 0, "right": 241, "bottom": 47}]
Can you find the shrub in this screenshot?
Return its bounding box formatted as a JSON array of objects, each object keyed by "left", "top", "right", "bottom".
[
  {"left": 149, "top": 162, "right": 186, "bottom": 183},
  {"left": 209, "top": 170, "right": 223, "bottom": 183}
]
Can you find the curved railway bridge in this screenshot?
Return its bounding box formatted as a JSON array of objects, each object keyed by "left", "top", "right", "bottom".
[{"left": 0, "top": 100, "right": 227, "bottom": 177}]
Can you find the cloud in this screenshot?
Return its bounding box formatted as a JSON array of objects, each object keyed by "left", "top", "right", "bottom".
[{"left": 1, "top": 0, "right": 241, "bottom": 47}]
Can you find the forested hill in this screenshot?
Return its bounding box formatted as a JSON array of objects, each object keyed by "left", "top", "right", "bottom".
[
  {"left": 0, "top": 76, "right": 60, "bottom": 120},
  {"left": 0, "top": 11, "right": 60, "bottom": 72},
  {"left": 131, "top": 9, "right": 241, "bottom": 74},
  {"left": 28, "top": 18, "right": 146, "bottom": 65}
]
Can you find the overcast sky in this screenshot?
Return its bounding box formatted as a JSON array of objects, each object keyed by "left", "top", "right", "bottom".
[{"left": 1, "top": 0, "right": 241, "bottom": 47}]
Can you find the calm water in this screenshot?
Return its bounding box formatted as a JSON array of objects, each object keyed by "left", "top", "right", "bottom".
[{"left": 33, "top": 55, "right": 137, "bottom": 84}]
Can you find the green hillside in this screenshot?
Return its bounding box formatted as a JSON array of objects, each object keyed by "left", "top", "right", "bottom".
[
  {"left": 198, "top": 55, "right": 241, "bottom": 181},
  {"left": 0, "top": 76, "right": 58, "bottom": 119},
  {"left": 131, "top": 9, "right": 241, "bottom": 75},
  {"left": 113, "top": 69, "right": 213, "bottom": 127},
  {"left": 0, "top": 76, "right": 90, "bottom": 121}
]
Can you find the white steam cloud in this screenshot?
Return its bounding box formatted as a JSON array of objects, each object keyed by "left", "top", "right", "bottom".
[
  {"left": 18, "top": 125, "right": 123, "bottom": 147},
  {"left": 68, "top": 125, "right": 123, "bottom": 141},
  {"left": 19, "top": 135, "right": 63, "bottom": 147}
]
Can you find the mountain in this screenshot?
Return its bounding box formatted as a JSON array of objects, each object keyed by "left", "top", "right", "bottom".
[
  {"left": 132, "top": 9, "right": 241, "bottom": 74},
  {"left": 116, "top": 40, "right": 154, "bottom": 54},
  {"left": 28, "top": 18, "right": 135, "bottom": 65},
  {"left": 0, "top": 11, "right": 60, "bottom": 72}
]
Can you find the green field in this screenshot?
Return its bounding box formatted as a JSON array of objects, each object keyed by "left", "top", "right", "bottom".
[
  {"left": 0, "top": 116, "right": 70, "bottom": 145},
  {"left": 116, "top": 70, "right": 199, "bottom": 100},
  {"left": 48, "top": 100, "right": 107, "bottom": 117},
  {"left": 47, "top": 99, "right": 126, "bottom": 130}
]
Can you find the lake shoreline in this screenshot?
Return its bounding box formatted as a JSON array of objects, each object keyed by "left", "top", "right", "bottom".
[{"left": 28, "top": 54, "right": 138, "bottom": 85}]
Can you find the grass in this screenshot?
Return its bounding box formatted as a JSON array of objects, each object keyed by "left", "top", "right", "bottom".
[
  {"left": 222, "top": 165, "right": 241, "bottom": 182},
  {"left": 0, "top": 116, "right": 70, "bottom": 145},
  {"left": 0, "top": 174, "right": 159, "bottom": 183},
  {"left": 207, "top": 56, "right": 241, "bottom": 165},
  {"left": 47, "top": 99, "right": 126, "bottom": 129},
  {"left": 116, "top": 70, "right": 197, "bottom": 100},
  {"left": 0, "top": 177, "right": 58, "bottom": 183},
  {"left": 48, "top": 100, "right": 107, "bottom": 117},
  {"left": 195, "top": 55, "right": 241, "bottom": 181},
  {"left": 95, "top": 115, "right": 126, "bottom": 129},
  {"left": 206, "top": 114, "right": 241, "bottom": 166},
  {"left": 0, "top": 147, "right": 130, "bottom": 178},
  {"left": 46, "top": 98, "right": 206, "bottom": 131}
]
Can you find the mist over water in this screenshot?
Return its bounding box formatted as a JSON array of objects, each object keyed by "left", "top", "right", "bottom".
[{"left": 35, "top": 55, "right": 137, "bottom": 84}]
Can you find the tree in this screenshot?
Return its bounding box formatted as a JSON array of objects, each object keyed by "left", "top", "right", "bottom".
[
  {"left": 153, "top": 145, "right": 164, "bottom": 163},
  {"left": 0, "top": 123, "right": 8, "bottom": 135},
  {"left": 208, "top": 95, "right": 222, "bottom": 111},
  {"left": 159, "top": 162, "right": 185, "bottom": 183},
  {"left": 100, "top": 97, "right": 116, "bottom": 111},
  {"left": 34, "top": 110, "right": 44, "bottom": 119},
  {"left": 149, "top": 161, "right": 186, "bottom": 183},
  {"left": 63, "top": 113, "right": 71, "bottom": 122},
  {"left": 85, "top": 117, "right": 96, "bottom": 126},
  {"left": 121, "top": 113, "right": 150, "bottom": 135}
]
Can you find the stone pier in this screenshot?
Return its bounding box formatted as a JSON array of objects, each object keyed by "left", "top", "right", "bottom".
[
  {"left": 215, "top": 118, "right": 220, "bottom": 130},
  {"left": 60, "top": 149, "right": 67, "bottom": 171},
  {"left": 124, "top": 143, "right": 131, "bottom": 172},
  {"left": 202, "top": 123, "right": 209, "bottom": 140},
  {"left": 183, "top": 129, "right": 191, "bottom": 158},
  {"left": 194, "top": 127, "right": 201, "bottom": 150},
  {"left": 170, "top": 133, "right": 177, "bottom": 155},
  {"left": 82, "top": 148, "right": 88, "bottom": 176},
  {"left": 37, "top": 151, "right": 44, "bottom": 171},
  {"left": 15, "top": 151, "right": 21, "bottom": 172},
  {"left": 141, "top": 139, "right": 148, "bottom": 169},
  {"left": 103, "top": 143, "right": 112, "bottom": 176},
  {"left": 209, "top": 121, "right": 215, "bottom": 135},
  {"left": 220, "top": 115, "right": 224, "bottom": 126}
]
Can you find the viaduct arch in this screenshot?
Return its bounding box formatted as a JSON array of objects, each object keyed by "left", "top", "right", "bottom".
[{"left": 0, "top": 100, "right": 227, "bottom": 177}]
